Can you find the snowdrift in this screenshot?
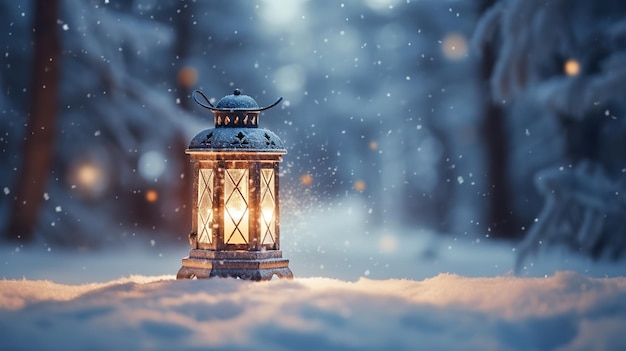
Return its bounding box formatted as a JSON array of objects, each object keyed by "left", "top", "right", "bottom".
[{"left": 2, "top": 272, "right": 626, "bottom": 351}]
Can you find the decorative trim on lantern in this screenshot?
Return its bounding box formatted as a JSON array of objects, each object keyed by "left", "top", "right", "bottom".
[
  {"left": 188, "top": 151, "right": 285, "bottom": 160},
  {"left": 188, "top": 127, "right": 287, "bottom": 152},
  {"left": 213, "top": 111, "right": 259, "bottom": 128}
]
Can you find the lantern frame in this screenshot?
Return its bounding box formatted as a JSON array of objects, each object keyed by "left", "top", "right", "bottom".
[
  {"left": 177, "top": 89, "right": 293, "bottom": 281},
  {"left": 189, "top": 151, "right": 283, "bottom": 251}
]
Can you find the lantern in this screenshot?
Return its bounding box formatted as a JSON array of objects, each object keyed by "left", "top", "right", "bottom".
[{"left": 176, "top": 89, "right": 293, "bottom": 280}]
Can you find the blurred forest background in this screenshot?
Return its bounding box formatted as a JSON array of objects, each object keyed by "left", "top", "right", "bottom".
[{"left": 1, "top": 0, "right": 625, "bottom": 265}]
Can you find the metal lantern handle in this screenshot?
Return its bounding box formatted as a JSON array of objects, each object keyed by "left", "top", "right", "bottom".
[
  {"left": 259, "top": 96, "right": 283, "bottom": 111},
  {"left": 192, "top": 89, "right": 283, "bottom": 111},
  {"left": 192, "top": 90, "right": 214, "bottom": 109}
]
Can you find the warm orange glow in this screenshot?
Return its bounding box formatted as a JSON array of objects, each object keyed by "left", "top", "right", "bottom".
[
  {"left": 564, "top": 59, "right": 580, "bottom": 76},
  {"left": 69, "top": 158, "right": 109, "bottom": 198},
  {"left": 76, "top": 163, "right": 101, "bottom": 189},
  {"left": 145, "top": 189, "right": 158, "bottom": 202},
  {"left": 261, "top": 207, "right": 274, "bottom": 223},
  {"left": 300, "top": 173, "right": 313, "bottom": 186},
  {"left": 441, "top": 33, "right": 468, "bottom": 60},
  {"left": 369, "top": 141, "right": 378, "bottom": 150},
  {"left": 353, "top": 180, "right": 366, "bottom": 192},
  {"left": 177, "top": 66, "right": 198, "bottom": 88}
]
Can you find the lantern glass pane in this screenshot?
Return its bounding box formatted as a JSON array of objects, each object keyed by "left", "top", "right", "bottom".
[
  {"left": 197, "top": 169, "right": 214, "bottom": 244},
  {"left": 224, "top": 168, "right": 249, "bottom": 244},
  {"left": 260, "top": 168, "right": 276, "bottom": 245}
]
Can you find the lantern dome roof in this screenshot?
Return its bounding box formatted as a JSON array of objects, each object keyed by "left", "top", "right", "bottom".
[{"left": 214, "top": 89, "right": 259, "bottom": 110}]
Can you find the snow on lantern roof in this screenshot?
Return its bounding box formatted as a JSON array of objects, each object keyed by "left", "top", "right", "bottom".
[{"left": 215, "top": 89, "right": 260, "bottom": 110}]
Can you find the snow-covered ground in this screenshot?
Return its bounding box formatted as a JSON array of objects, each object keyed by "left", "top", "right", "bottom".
[
  {"left": 2, "top": 273, "right": 626, "bottom": 350},
  {"left": 1, "top": 200, "right": 626, "bottom": 350},
  {"left": 3, "top": 199, "right": 624, "bottom": 283}
]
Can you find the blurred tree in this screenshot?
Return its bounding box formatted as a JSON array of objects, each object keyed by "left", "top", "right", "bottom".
[
  {"left": 0, "top": 0, "right": 199, "bottom": 247},
  {"left": 473, "top": 0, "right": 517, "bottom": 238},
  {"left": 5, "top": 0, "right": 60, "bottom": 242},
  {"left": 474, "top": 0, "right": 626, "bottom": 264}
]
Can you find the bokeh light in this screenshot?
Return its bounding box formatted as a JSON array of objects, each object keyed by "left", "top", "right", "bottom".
[
  {"left": 138, "top": 151, "right": 166, "bottom": 180},
  {"left": 76, "top": 163, "right": 100, "bottom": 189},
  {"left": 259, "top": 0, "right": 306, "bottom": 28},
  {"left": 441, "top": 33, "right": 468, "bottom": 60},
  {"left": 353, "top": 180, "right": 366, "bottom": 192},
  {"left": 300, "top": 173, "right": 313, "bottom": 186},
  {"left": 564, "top": 59, "right": 580, "bottom": 76},
  {"left": 69, "top": 160, "right": 109, "bottom": 198},
  {"left": 145, "top": 189, "right": 158, "bottom": 203},
  {"left": 177, "top": 65, "right": 198, "bottom": 88},
  {"left": 274, "top": 64, "right": 306, "bottom": 95},
  {"left": 365, "top": 0, "right": 401, "bottom": 12}
]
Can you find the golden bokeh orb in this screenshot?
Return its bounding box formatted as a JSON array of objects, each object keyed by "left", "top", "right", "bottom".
[
  {"left": 76, "top": 163, "right": 101, "bottom": 189},
  {"left": 441, "top": 33, "right": 468, "bottom": 60},
  {"left": 300, "top": 173, "right": 313, "bottom": 186},
  {"left": 353, "top": 180, "right": 366, "bottom": 192},
  {"left": 564, "top": 59, "right": 580, "bottom": 76},
  {"left": 177, "top": 66, "right": 198, "bottom": 88},
  {"left": 145, "top": 189, "right": 159, "bottom": 203}
]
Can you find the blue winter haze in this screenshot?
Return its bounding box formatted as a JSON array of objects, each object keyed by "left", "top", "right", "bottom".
[{"left": 1, "top": 0, "right": 625, "bottom": 272}]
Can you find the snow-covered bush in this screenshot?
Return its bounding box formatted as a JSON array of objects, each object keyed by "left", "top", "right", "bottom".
[{"left": 474, "top": 0, "right": 626, "bottom": 265}]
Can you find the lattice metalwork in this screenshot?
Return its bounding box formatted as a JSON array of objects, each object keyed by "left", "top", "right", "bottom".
[
  {"left": 224, "top": 168, "right": 249, "bottom": 244},
  {"left": 197, "top": 169, "right": 214, "bottom": 244},
  {"left": 260, "top": 168, "right": 276, "bottom": 245}
]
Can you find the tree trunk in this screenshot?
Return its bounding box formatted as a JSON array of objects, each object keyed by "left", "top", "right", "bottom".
[
  {"left": 482, "top": 91, "right": 517, "bottom": 238},
  {"left": 6, "top": 0, "right": 60, "bottom": 242},
  {"left": 477, "top": 0, "right": 518, "bottom": 238}
]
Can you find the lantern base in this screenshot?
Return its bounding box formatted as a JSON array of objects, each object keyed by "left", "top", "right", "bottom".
[{"left": 176, "top": 249, "right": 293, "bottom": 281}]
